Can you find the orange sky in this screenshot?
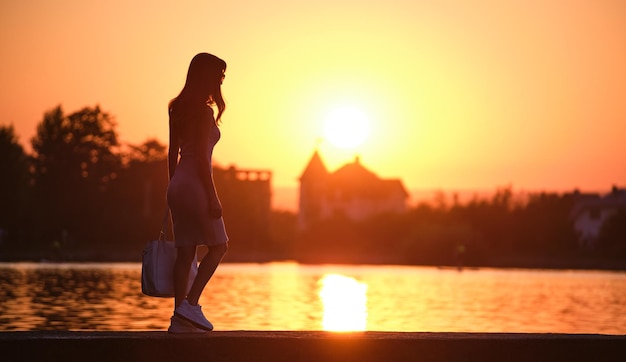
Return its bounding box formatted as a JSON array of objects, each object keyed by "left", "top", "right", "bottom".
[{"left": 1, "top": 0, "right": 625, "bottom": 209}]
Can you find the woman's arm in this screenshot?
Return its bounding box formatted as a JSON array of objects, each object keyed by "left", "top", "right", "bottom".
[{"left": 167, "top": 114, "right": 179, "bottom": 180}]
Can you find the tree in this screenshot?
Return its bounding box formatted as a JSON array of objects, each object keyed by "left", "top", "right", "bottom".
[
  {"left": 597, "top": 208, "right": 626, "bottom": 256},
  {"left": 125, "top": 138, "right": 167, "bottom": 164},
  {"left": 108, "top": 138, "right": 169, "bottom": 250},
  {"left": 513, "top": 192, "right": 578, "bottom": 256},
  {"left": 0, "top": 124, "right": 29, "bottom": 244},
  {"left": 29, "top": 105, "right": 122, "bottom": 247}
]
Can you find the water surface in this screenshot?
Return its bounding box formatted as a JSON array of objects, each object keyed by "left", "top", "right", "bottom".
[{"left": 0, "top": 262, "right": 624, "bottom": 333}]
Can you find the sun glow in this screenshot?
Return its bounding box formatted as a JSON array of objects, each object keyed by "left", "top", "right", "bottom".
[
  {"left": 323, "top": 106, "right": 370, "bottom": 149},
  {"left": 319, "top": 273, "right": 368, "bottom": 332}
]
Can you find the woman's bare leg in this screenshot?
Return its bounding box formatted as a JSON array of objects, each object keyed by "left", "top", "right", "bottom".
[
  {"left": 174, "top": 245, "right": 197, "bottom": 308},
  {"left": 186, "top": 243, "right": 228, "bottom": 305}
]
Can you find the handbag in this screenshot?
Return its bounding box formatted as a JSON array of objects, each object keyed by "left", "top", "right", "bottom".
[{"left": 141, "top": 208, "right": 198, "bottom": 297}]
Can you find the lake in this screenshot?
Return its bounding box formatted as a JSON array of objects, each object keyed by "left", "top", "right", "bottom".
[{"left": 0, "top": 262, "right": 624, "bottom": 334}]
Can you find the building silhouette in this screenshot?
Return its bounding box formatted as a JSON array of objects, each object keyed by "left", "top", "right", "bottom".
[
  {"left": 298, "top": 150, "right": 408, "bottom": 230},
  {"left": 214, "top": 165, "right": 272, "bottom": 257},
  {"left": 571, "top": 186, "right": 626, "bottom": 249}
]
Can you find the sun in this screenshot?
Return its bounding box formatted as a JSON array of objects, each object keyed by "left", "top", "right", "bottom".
[{"left": 323, "top": 106, "right": 370, "bottom": 149}]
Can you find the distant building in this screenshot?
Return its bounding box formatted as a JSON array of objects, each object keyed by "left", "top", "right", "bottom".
[
  {"left": 214, "top": 165, "right": 272, "bottom": 248},
  {"left": 298, "top": 151, "right": 408, "bottom": 230},
  {"left": 570, "top": 186, "right": 626, "bottom": 249}
]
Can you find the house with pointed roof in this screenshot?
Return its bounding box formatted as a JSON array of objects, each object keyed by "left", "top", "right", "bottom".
[{"left": 298, "top": 151, "right": 408, "bottom": 230}]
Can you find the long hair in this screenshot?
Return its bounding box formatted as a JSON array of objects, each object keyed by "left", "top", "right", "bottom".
[{"left": 169, "top": 53, "right": 227, "bottom": 123}]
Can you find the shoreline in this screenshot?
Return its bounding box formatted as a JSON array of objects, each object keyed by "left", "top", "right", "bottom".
[{"left": 1, "top": 251, "right": 625, "bottom": 272}]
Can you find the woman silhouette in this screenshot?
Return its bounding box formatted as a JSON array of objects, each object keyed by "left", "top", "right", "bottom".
[{"left": 166, "top": 53, "right": 229, "bottom": 333}]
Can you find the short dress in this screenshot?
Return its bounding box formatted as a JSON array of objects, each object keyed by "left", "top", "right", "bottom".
[{"left": 166, "top": 108, "right": 229, "bottom": 247}]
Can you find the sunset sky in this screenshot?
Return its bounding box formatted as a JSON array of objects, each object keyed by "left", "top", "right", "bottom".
[{"left": 1, "top": 0, "right": 625, "bottom": 209}]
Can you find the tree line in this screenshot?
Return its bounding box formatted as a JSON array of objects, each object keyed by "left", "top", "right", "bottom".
[
  {"left": 1, "top": 105, "right": 624, "bottom": 268},
  {"left": 294, "top": 186, "right": 626, "bottom": 269},
  {"left": 0, "top": 105, "right": 301, "bottom": 262},
  {"left": 1, "top": 106, "right": 166, "bottom": 259}
]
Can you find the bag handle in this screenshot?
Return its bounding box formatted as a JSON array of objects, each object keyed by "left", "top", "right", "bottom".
[{"left": 159, "top": 208, "right": 170, "bottom": 241}]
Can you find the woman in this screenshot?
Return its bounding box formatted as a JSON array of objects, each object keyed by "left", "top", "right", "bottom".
[{"left": 166, "top": 53, "right": 229, "bottom": 333}]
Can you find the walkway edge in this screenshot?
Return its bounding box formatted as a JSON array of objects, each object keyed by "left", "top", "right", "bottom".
[{"left": 1, "top": 331, "right": 625, "bottom": 362}]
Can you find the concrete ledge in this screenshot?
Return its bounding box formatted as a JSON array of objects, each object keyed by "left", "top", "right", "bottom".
[{"left": 1, "top": 331, "right": 625, "bottom": 362}]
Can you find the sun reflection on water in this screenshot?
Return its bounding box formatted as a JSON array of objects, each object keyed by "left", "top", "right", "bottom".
[{"left": 318, "top": 273, "right": 368, "bottom": 332}]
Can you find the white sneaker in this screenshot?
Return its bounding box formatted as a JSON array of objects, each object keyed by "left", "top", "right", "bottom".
[
  {"left": 174, "top": 300, "right": 214, "bottom": 331},
  {"left": 167, "top": 315, "right": 207, "bottom": 334}
]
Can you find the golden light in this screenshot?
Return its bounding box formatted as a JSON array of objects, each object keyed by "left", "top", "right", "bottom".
[
  {"left": 318, "top": 273, "right": 368, "bottom": 332},
  {"left": 323, "top": 106, "right": 370, "bottom": 149}
]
